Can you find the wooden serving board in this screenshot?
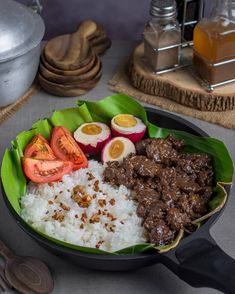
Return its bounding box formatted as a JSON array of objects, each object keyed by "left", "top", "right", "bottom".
[
  {"left": 129, "top": 43, "right": 235, "bottom": 112},
  {"left": 44, "top": 20, "right": 111, "bottom": 70}
]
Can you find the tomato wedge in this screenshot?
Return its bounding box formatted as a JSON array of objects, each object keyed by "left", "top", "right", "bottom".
[
  {"left": 24, "top": 134, "right": 56, "bottom": 160},
  {"left": 50, "top": 126, "right": 88, "bottom": 170},
  {"left": 22, "top": 157, "right": 73, "bottom": 183},
  {"left": 31, "top": 134, "right": 48, "bottom": 144}
]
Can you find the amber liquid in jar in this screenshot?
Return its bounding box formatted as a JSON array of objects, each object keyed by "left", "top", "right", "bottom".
[{"left": 193, "top": 18, "right": 235, "bottom": 85}]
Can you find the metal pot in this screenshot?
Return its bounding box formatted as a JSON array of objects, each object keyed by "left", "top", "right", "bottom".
[{"left": 0, "top": 0, "right": 45, "bottom": 107}]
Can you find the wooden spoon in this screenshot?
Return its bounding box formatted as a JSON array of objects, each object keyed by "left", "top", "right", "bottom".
[{"left": 0, "top": 239, "right": 53, "bottom": 294}]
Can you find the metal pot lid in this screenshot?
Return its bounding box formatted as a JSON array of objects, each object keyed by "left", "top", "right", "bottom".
[{"left": 0, "top": 0, "right": 45, "bottom": 63}]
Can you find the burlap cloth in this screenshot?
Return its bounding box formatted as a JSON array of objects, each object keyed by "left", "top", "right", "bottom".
[
  {"left": 109, "top": 66, "right": 235, "bottom": 129},
  {"left": 0, "top": 83, "right": 40, "bottom": 125}
]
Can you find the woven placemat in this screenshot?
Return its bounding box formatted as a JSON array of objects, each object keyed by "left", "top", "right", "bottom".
[
  {"left": 109, "top": 66, "right": 235, "bottom": 129},
  {"left": 0, "top": 83, "right": 40, "bottom": 124}
]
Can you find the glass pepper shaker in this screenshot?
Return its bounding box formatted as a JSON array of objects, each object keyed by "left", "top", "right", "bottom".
[{"left": 143, "top": 0, "right": 181, "bottom": 73}]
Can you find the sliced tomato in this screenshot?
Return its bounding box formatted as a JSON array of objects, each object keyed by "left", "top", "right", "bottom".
[
  {"left": 50, "top": 126, "right": 88, "bottom": 170},
  {"left": 22, "top": 157, "right": 73, "bottom": 183},
  {"left": 24, "top": 134, "right": 56, "bottom": 160},
  {"left": 31, "top": 134, "right": 48, "bottom": 144}
]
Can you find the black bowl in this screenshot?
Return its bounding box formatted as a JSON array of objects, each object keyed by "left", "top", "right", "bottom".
[{"left": 1, "top": 107, "right": 234, "bottom": 293}]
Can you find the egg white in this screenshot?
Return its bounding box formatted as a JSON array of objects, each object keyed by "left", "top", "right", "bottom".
[
  {"left": 103, "top": 137, "right": 136, "bottom": 162},
  {"left": 111, "top": 114, "right": 146, "bottom": 134},
  {"left": 74, "top": 122, "right": 111, "bottom": 147}
]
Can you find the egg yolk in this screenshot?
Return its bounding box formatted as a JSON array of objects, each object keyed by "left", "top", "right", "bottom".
[
  {"left": 114, "top": 115, "right": 137, "bottom": 128},
  {"left": 82, "top": 124, "right": 102, "bottom": 135},
  {"left": 109, "top": 140, "right": 124, "bottom": 159}
]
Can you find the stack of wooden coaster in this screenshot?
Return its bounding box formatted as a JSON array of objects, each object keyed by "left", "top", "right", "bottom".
[{"left": 39, "top": 20, "right": 111, "bottom": 96}]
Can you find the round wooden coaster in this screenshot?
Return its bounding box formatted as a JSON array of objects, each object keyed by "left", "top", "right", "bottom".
[
  {"left": 38, "top": 63, "right": 102, "bottom": 96},
  {"left": 128, "top": 43, "right": 235, "bottom": 112},
  {"left": 39, "top": 56, "right": 101, "bottom": 84}
]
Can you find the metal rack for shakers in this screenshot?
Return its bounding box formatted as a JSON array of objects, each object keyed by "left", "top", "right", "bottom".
[
  {"left": 150, "top": 0, "right": 235, "bottom": 92},
  {"left": 150, "top": 0, "right": 204, "bottom": 73},
  {"left": 193, "top": 57, "right": 235, "bottom": 92},
  {"left": 149, "top": 42, "right": 192, "bottom": 75},
  {"left": 181, "top": 0, "right": 204, "bottom": 41}
]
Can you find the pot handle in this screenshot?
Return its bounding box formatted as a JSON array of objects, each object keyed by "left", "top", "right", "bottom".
[
  {"left": 27, "top": 0, "right": 43, "bottom": 14},
  {"left": 164, "top": 236, "right": 235, "bottom": 294}
]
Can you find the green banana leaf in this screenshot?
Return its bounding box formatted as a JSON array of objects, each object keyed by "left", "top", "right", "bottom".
[{"left": 1, "top": 93, "right": 234, "bottom": 254}]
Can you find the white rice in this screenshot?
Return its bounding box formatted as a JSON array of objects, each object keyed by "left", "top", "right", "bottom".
[{"left": 21, "top": 160, "right": 146, "bottom": 252}]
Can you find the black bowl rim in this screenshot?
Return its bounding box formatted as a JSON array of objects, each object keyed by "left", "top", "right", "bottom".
[{"left": 0, "top": 107, "right": 231, "bottom": 260}]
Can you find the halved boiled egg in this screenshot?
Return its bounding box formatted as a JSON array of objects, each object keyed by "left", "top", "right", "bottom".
[
  {"left": 102, "top": 136, "right": 136, "bottom": 163},
  {"left": 74, "top": 122, "right": 111, "bottom": 155},
  {"left": 111, "top": 114, "right": 146, "bottom": 143}
]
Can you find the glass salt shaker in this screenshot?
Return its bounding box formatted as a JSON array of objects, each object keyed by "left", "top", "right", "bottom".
[{"left": 143, "top": 0, "right": 181, "bottom": 73}]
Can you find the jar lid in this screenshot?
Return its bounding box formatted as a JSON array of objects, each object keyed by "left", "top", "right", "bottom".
[
  {"left": 150, "top": 0, "right": 177, "bottom": 19},
  {"left": 0, "top": 0, "right": 45, "bottom": 63}
]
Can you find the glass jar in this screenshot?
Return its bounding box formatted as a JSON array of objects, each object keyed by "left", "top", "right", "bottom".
[
  {"left": 143, "top": 0, "right": 181, "bottom": 73},
  {"left": 193, "top": 0, "right": 235, "bottom": 86}
]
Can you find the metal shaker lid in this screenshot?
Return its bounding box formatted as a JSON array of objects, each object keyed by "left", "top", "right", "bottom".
[{"left": 150, "top": 0, "right": 177, "bottom": 19}]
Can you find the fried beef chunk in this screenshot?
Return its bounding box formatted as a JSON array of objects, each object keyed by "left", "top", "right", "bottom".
[
  {"left": 103, "top": 135, "right": 214, "bottom": 247},
  {"left": 167, "top": 135, "right": 186, "bottom": 150},
  {"left": 166, "top": 208, "right": 191, "bottom": 231},
  {"left": 123, "top": 155, "right": 162, "bottom": 177},
  {"left": 103, "top": 161, "right": 136, "bottom": 189},
  {"left": 146, "top": 139, "right": 178, "bottom": 165},
  {"left": 149, "top": 220, "right": 175, "bottom": 246},
  {"left": 135, "top": 138, "right": 152, "bottom": 155}
]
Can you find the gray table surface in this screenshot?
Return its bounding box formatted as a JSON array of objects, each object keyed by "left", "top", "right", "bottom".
[{"left": 0, "top": 41, "right": 234, "bottom": 294}]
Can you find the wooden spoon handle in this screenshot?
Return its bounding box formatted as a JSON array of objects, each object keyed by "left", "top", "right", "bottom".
[
  {"left": 74, "top": 20, "right": 98, "bottom": 40},
  {"left": 0, "top": 240, "right": 15, "bottom": 261},
  {"left": 55, "top": 32, "right": 89, "bottom": 66}
]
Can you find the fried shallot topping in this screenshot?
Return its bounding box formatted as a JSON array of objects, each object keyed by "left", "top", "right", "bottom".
[
  {"left": 52, "top": 211, "right": 65, "bottom": 222},
  {"left": 98, "top": 199, "right": 106, "bottom": 208},
  {"left": 71, "top": 185, "right": 92, "bottom": 208},
  {"left": 60, "top": 202, "right": 70, "bottom": 211}
]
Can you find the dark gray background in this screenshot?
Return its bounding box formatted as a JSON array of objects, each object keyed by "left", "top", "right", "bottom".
[{"left": 17, "top": 0, "right": 213, "bottom": 40}]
